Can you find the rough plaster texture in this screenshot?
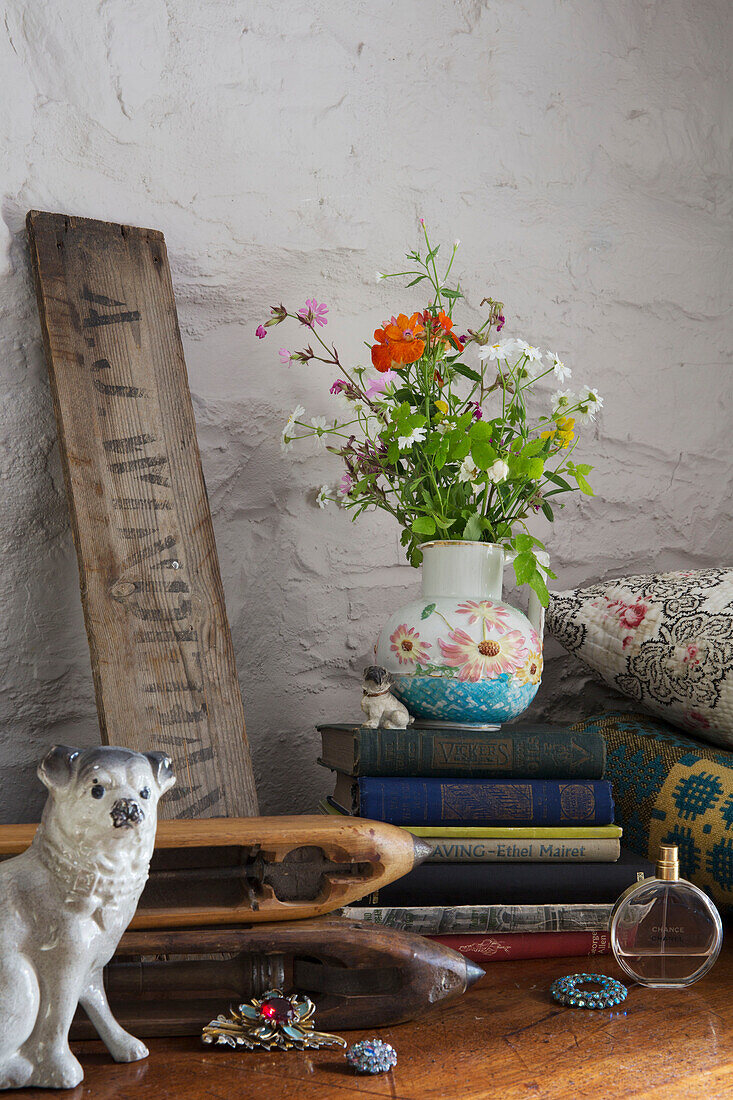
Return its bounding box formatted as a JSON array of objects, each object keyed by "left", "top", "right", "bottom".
[{"left": 0, "top": 0, "right": 730, "bottom": 820}]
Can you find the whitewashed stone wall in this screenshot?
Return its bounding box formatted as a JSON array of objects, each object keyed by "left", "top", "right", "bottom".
[{"left": 0, "top": 0, "right": 730, "bottom": 819}]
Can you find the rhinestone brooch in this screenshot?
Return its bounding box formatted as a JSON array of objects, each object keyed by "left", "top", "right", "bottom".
[
  {"left": 202, "top": 989, "right": 347, "bottom": 1051},
  {"left": 550, "top": 972, "right": 627, "bottom": 1010}
]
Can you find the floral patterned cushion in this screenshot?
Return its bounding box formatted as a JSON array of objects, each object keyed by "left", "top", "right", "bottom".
[{"left": 547, "top": 569, "right": 733, "bottom": 749}]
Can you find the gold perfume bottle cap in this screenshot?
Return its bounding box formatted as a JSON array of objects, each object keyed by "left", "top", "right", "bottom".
[{"left": 657, "top": 845, "right": 679, "bottom": 881}]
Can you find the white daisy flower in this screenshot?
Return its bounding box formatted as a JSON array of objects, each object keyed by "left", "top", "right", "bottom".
[
  {"left": 551, "top": 389, "right": 575, "bottom": 415},
  {"left": 397, "top": 426, "right": 427, "bottom": 450},
  {"left": 310, "top": 415, "right": 330, "bottom": 449},
  {"left": 546, "top": 353, "right": 571, "bottom": 383},
  {"left": 579, "top": 385, "right": 603, "bottom": 409},
  {"left": 478, "top": 338, "right": 520, "bottom": 361},
  {"left": 516, "top": 340, "right": 543, "bottom": 363},
  {"left": 487, "top": 458, "right": 509, "bottom": 484},
  {"left": 436, "top": 420, "right": 453, "bottom": 435},
  {"left": 316, "top": 485, "right": 331, "bottom": 508},
  {"left": 283, "top": 404, "right": 306, "bottom": 437},
  {"left": 575, "top": 386, "right": 603, "bottom": 424}
]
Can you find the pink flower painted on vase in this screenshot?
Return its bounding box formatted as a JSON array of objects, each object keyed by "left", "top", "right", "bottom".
[
  {"left": 390, "top": 624, "right": 431, "bottom": 666},
  {"left": 438, "top": 628, "right": 527, "bottom": 682},
  {"left": 688, "top": 711, "right": 711, "bottom": 729},
  {"left": 455, "top": 600, "right": 511, "bottom": 632}
]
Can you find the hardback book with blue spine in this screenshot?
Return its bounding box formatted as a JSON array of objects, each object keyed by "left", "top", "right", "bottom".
[
  {"left": 332, "top": 775, "right": 615, "bottom": 826},
  {"left": 316, "top": 722, "right": 606, "bottom": 779}
]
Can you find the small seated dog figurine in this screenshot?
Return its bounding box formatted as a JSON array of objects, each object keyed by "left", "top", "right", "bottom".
[
  {"left": 0, "top": 744, "right": 175, "bottom": 1090},
  {"left": 360, "top": 665, "right": 413, "bottom": 729}
]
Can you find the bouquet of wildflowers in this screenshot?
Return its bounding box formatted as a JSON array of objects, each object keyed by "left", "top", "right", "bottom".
[{"left": 257, "top": 225, "right": 602, "bottom": 606}]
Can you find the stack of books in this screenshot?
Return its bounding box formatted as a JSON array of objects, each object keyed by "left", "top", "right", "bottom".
[{"left": 317, "top": 721, "right": 653, "bottom": 962}]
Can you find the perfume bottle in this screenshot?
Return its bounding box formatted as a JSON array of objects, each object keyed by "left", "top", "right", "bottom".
[{"left": 610, "top": 845, "right": 723, "bottom": 988}]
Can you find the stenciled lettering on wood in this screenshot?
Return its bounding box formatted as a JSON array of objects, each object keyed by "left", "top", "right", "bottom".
[{"left": 27, "top": 211, "right": 258, "bottom": 819}]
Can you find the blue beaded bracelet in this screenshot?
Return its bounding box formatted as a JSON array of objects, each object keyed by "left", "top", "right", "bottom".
[{"left": 550, "top": 973, "right": 627, "bottom": 1009}]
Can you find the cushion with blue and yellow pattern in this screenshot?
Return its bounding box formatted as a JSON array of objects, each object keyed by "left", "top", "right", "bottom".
[{"left": 572, "top": 712, "right": 733, "bottom": 913}]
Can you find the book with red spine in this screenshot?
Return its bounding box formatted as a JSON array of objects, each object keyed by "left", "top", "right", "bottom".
[{"left": 428, "top": 929, "right": 611, "bottom": 961}]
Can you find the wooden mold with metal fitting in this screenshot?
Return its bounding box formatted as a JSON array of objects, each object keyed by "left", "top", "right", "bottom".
[
  {"left": 0, "top": 816, "right": 433, "bottom": 926},
  {"left": 68, "top": 916, "right": 484, "bottom": 1037}
]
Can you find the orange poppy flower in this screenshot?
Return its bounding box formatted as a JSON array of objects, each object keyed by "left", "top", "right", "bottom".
[
  {"left": 371, "top": 313, "right": 425, "bottom": 372},
  {"left": 435, "top": 310, "right": 463, "bottom": 351}
]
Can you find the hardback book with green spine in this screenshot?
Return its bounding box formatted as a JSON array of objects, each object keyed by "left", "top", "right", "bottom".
[{"left": 317, "top": 722, "right": 606, "bottom": 779}]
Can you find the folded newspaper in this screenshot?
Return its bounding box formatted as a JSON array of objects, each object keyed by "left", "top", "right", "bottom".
[{"left": 342, "top": 903, "right": 613, "bottom": 935}]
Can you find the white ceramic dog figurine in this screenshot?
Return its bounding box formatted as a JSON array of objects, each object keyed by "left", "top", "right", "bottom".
[
  {"left": 0, "top": 744, "right": 175, "bottom": 1090},
  {"left": 360, "top": 665, "right": 413, "bottom": 729}
]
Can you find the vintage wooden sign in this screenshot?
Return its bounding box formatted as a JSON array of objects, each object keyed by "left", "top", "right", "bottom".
[{"left": 27, "top": 211, "right": 258, "bottom": 818}]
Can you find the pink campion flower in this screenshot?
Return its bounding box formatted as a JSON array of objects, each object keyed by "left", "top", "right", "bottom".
[
  {"left": 364, "top": 371, "right": 398, "bottom": 399},
  {"left": 279, "top": 348, "right": 292, "bottom": 365},
  {"left": 468, "top": 401, "right": 482, "bottom": 420},
  {"left": 339, "top": 472, "right": 353, "bottom": 496},
  {"left": 297, "top": 299, "right": 329, "bottom": 327},
  {"left": 256, "top": 325, "right": 267, "bottom": 339},
  {"left": 496, "top": 314, "right": 506, "bottom": 332},
  {"left": 330, "top": 379, "right": 348, "bottom": 394}
]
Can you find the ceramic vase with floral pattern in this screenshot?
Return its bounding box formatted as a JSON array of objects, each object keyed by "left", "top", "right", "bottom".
[{"left": 375, "top": 541, "right": 546, "bottom": 727}]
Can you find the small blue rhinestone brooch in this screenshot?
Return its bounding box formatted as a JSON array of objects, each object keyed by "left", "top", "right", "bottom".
[
  {"left": 550, "top": 973, "right": 627, "bottom": 1010},
  {"left": 346, "top": 1039, "right": 397, "bottom": 1074}
]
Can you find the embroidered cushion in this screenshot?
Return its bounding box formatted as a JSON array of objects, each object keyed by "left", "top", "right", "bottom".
[
  {"left": 572, "top": 712, "right": 733, "bottom": 913},
  {"left": 547, "top": 568, "right": 733, "bottom": 749}
]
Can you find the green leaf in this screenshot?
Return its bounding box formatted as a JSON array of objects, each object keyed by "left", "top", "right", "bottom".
[
  {"left": 573, "top": 463, "right": 594, "bottom": 475},
  {"left": 449, "top": 436, "right": 472, "bottom": 463},
  {"left": 469, "top": 420, "right": 493, "bottom": 441},
  {"left": 451, "top": 363, "right": 482, "bottom": 383},
  {"left": 545, "top": 472, "right": 573, "bottom": 491},
  {"left": 440, "top": 287, "right": 463, "bottom": 299},
  {"left": 529, "top": 569, "right": 550, "bottom": 607},
  {"left": 406, "top": 275, "right": 427, "bottom": 287},
  {"left": 541, "top": 500, "right": 555, "bottom": 522},
  {"left": 522, "top": 438, "right": 547, "bottom": 457},
  {"left": 435, "top": 437, "right": 450, "bottom": 470},
  {"left": 411, "top": 516, "right": 436, "bottom": 536},
  {"left": 575, "top": 472, "right": 594, "bottom": 495},
  {"left": 462, "top": 512, "right": 484, "bottom": 540},
  {"left": 471, "top": 440, "right": 497, "bottom": 470},
  {"left": 513, "top": 533, "right": 534, "bottom": 552},
  {"left": 421, "top": 603, "right": 436, "bottom": 619},
  {"left": 513, "top": 551, "right": 536, "bottom": 584},
  {"left": 427, "top": 245, "right": 440, "bottom": 261}
]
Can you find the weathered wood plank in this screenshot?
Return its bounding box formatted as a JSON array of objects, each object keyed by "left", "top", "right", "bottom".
[{"left": 27, "top": 211, "right": 258, "bottom": 819}]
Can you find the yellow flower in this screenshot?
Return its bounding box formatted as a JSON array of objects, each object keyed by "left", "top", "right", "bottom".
[
  {"left": 515, "top": 652, "right": 543, "bottom": 685},
  {"left": 542, "top": 416, "right": 574, "bottom": 450},
  {"left": 555, "top": 416, "right": 575, "bottom": 449},
  {"left": 434, "top": 399, "right": 450, "bottom": 419}
]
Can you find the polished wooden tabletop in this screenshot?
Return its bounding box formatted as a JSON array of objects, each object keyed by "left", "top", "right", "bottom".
[{"left": 17, "top": 936, "right": 732, "bottom": 1099}]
